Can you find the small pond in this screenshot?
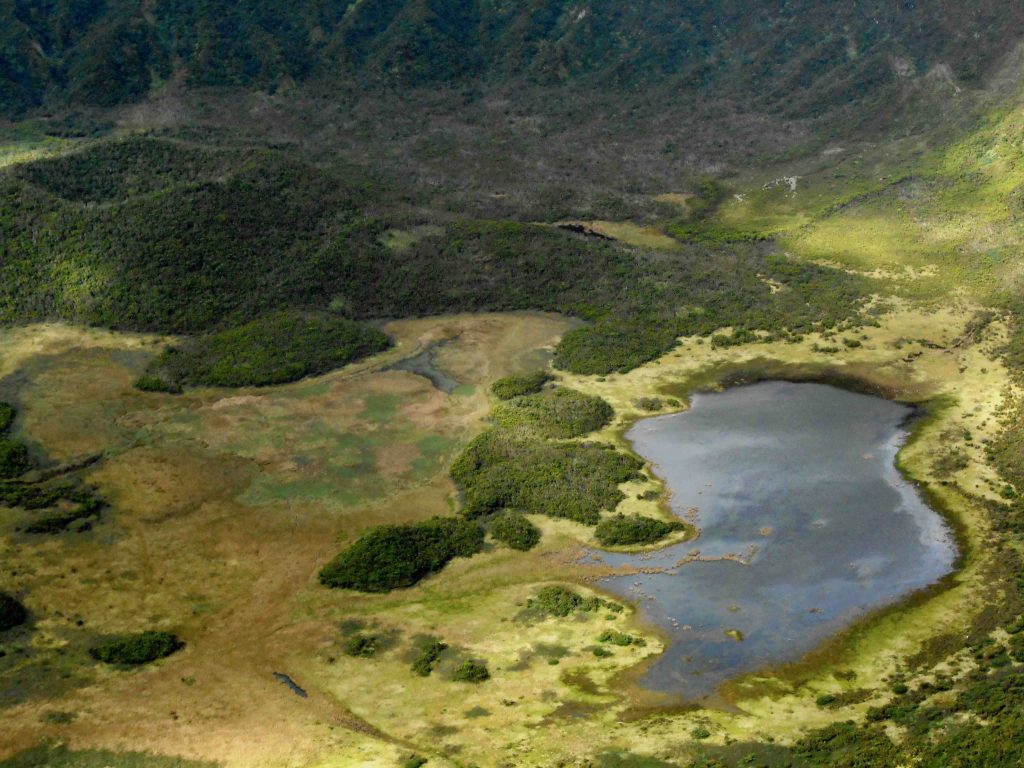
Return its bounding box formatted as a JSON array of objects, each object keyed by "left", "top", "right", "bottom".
[{"left": 597, "top": 381, "right": 957, "bottom": 701}]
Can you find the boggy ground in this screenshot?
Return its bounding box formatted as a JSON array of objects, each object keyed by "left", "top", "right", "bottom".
[{"left": 0, "top": 297, "right": 1014, "bottom": 767}]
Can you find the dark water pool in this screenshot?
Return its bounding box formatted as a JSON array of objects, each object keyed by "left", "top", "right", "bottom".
[{"left": 597, "top": 381, "right": 957, "bottom": 701}]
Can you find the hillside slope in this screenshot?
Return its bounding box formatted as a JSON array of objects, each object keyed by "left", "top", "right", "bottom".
[{"left": 5, "top": 0, "right": 1024, "bottom": 128}]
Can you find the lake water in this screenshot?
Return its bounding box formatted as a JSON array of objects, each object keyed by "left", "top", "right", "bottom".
[{"left": 598, "top": 381, "right": 957, "bottom": 701}]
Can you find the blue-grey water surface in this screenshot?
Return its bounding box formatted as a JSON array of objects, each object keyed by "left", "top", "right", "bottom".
[{"left": 598, "top": 382, "right": 956, "bottom": 701}]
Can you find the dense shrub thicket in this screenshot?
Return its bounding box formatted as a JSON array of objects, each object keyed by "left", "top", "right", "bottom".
[
  {"left": 15, "top": 137, "right": 244, "bottom": 203},
  {"left": 0, "top": 439, "right": 30, "bottom": 479},
  {"left": 450, "top": 429, "right": 642, "bottom": 524},
  {"left": 319, "top": 518, "right": 485, "bottom": 592},
  {"left": 88, "top": 631, "right": 184, "bottom": 665},
  {"left": 491, "top": 371, "right": 552, "bottom": 400},
  {"left": 0, "top": 139, "right": 869, "bottom": 376},
  {"left": 140, "top": 310, "right": 391, "bottom": 389},
  {"left": 492, "top": 388, "right": 614, "bottom": 439},
  {"left": 593, "top": 514, "right": 686, "bottom": 547},
  {"left": 489, "top": 511, "right": 541, "bottom": 551},
  {"left": 0, "top": 591, "right": 27, "bottom": 632}
]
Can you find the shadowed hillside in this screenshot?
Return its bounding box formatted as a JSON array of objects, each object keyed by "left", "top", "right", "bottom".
[{"left": 5, "top": 0, "right": 1024, "bottom": 130}]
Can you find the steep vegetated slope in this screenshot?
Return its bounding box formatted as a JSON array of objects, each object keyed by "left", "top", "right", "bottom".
[
  {"left": 0, "top": 135, "right": 871, "bottom": 374},
  {"left": 5, "top": 0, "right": 1024, "bottom": 127}
]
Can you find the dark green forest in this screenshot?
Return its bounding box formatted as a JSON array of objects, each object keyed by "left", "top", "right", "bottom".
[{"left": 4, "top": 0, "right": 1024, "bottom": 126}]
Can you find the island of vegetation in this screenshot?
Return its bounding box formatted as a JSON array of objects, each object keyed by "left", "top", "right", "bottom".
[
  {"left": 88, "top": 631, "right": 184, "bottom": 666},
  {"left": 318, "top": 517, "right": 485, "bottom": 593}
]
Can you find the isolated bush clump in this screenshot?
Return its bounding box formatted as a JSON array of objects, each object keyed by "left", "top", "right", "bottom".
[
  {"left": 490, "top": 511, "right": 541, "bottom": 551},
  {"left": 451, "top": 429, "right": 642, "bottom": 523},
  {"left": 0, "top": 439, "right": 31, "bottom": 479},
  {"left": 491, "top": 370, "right": 552, "bottom": 400},
  {"left": 89, "top": 631, "right": 184, "bottom": 665},
  {"left": 451, "top": 659, "right": 490, "bottom": 683},
  {"left": 594, "top": 514, "right": 685, "bottom": 546},
  {"left": 319, "top": 517, "right": 485, "bottom": 592},
  {"left": 0, "top": 591, "right": 28, "bottom": 632},
  {"left": 411, "top": 638, "right": 448, "bottom": 677},
  {"left": 525, "top": 585, "right": 616, "bottom": 618},
  {"left": 597, "top": 629, "right": 643, "bottom": 647},
  {"left": 531, "top": 586, "right": 582, "bottom": 616},
  {"left": 140, "top": 310, "right": 391, "bottom": 390},
  {"left": 344, "top": 634, "right": 379, "bottom": 658},
  {"left": 493, "top": 388, "right": 614, "bottom": 438}
]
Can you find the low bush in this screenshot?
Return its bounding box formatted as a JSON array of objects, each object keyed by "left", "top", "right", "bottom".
[
  {"left": 491, "top": 371, "right": 552, "bottom": 400},
  {"left": 344, "top": 634, "right": 379, "bottom": 658},
  {"left": 22, "top": 499, "right": 103, "bottom": 534},
  {"left": 634, "top": 397, "right": 664, "bottom": 411},
  {"left": 134, "top": 374, "right": 182, "bottom": 394},
  {"left": 319, "top": 517, "right": 484, "bottom": 592},
  {"left": 597, "top": 629, "right": 642, "bottom": 646},
  {"left": 594, "top": 514, "right": 685, "bottom": 546},
  {"left": 451, "top": 659, "right": 490, "bottom": 683},
  {"left": 490, "top": 511, "right": 541, "bottom": 551},
  {"left": 0, "top": 440, "right": 30, "bottom": 479},
  {"left": 411, "top": 639, "right": 448, "bottom": 677},
  {"left": 530, "top": 586, "right": 583, "bottom": 616},
  {"left": 526, "top": 585, "right": 615, "bottom": 618},
  {"left": 493, "top": 388, "right": 614, "bottom": 438},
  {"left": 0, "top": 591, "right": 27, "bottom": 632},
  {"left": 141, "top": 311, "right": 391, "bottom": 390},
  {"left": 89, "top": 631, "right": 184, "bottom": 665}
]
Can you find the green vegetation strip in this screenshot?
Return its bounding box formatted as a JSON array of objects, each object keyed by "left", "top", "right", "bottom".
[{"left": 139, "top": 310, "right": 390, "bottom": 390}]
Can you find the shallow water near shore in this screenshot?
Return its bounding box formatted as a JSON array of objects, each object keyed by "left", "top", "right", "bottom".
[{"left": 597, "top": 381, "right": 957, "bottom": 701}]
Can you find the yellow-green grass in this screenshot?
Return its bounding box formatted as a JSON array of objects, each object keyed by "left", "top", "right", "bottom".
[
  {"left": 0, "top": 299, "right": 1017, "bottom": 766},
  {"left": 557, "top": 220, "right": 682, "bottom": 250}
]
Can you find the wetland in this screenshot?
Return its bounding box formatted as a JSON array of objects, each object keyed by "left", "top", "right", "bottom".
[{"left": 600, "top": 381, "right": 958, "bottom": 701}]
